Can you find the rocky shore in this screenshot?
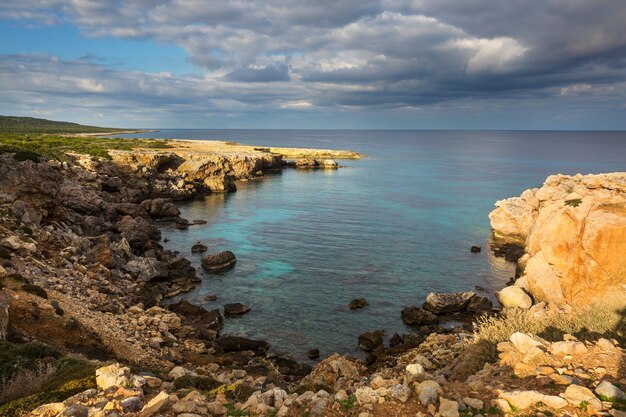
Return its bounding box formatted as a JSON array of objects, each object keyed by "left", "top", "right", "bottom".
[{"left": 1, "top": 144, "right": 624, "bottom": 417}]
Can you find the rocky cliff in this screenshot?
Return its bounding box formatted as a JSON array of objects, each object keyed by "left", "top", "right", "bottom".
[{"left": 490, "top": 173, "right": 626, "bottom": 306}]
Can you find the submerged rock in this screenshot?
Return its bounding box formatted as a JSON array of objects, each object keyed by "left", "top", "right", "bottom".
[
  {"left": 348, "top": 298, "right": 368, "bottom": 310},
  {"left": 470, "top": 245, "right": 481, "bottom": 253},
  {"left": 307, "top": 349, "right": 320, "bottom": 359},
  {"left": 201, "top": 251, "right": 236, "bottom": 272},
  {"left": 223, "top": 303, "right": 251, "bottom": 317},
  {"left": 191, "top": 244, "right": 207, "bottom": 253}
]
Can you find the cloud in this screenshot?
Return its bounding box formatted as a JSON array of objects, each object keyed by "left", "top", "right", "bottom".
[
  {"left": 1, "top": 0, "right": 625, "bottom": 127},
  {"left": 226, "top": 62, "right": 290, "bottom": 82}
]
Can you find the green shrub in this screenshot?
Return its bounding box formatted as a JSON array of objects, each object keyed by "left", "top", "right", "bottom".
[
  {"left": 0, "top": 359, "right": 96, "bottom": 416},
  {"left": 564, "top": 198, "right": 582, "bottom": 207}
]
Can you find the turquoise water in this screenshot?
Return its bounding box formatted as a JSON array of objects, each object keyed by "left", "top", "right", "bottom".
[{"left": 119, "top": 130, "right": 626, "bottom": 360}]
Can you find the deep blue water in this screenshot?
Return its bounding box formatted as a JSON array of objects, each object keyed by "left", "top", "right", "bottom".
[{"left": 118, "top": 130, "right": 626, "bottom": 360}]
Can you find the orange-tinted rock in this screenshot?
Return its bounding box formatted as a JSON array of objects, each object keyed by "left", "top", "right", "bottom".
[{"left": 490, "top": 173, "right": 626, "bottom": 306}]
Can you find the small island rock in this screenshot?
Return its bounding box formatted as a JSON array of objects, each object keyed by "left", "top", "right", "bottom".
[{"left": 201, "top": 250, "right": 236, "bottom": 272}]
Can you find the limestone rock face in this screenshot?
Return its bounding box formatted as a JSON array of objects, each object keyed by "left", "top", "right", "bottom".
[{"left": 489, "top": 173, "right": 626, "bottom": 305}]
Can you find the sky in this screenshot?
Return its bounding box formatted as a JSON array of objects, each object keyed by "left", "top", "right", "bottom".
[{"left": 1, "top": 0, "right": 626, "bottom": 129}]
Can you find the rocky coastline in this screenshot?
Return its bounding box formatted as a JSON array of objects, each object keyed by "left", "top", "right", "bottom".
[{"left": 0, "top": 143, "right": 624, "bottom": 417}]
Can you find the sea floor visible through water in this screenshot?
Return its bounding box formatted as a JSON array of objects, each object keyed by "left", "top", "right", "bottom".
[{"left": 118, "top": 129, "right": 626, "bottom": 361}]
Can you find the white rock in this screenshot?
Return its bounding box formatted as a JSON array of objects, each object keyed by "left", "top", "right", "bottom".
[
  {"left": 355, "top": 387, "right": 379, "bottom": 404},
  {"left": 497, "top": 286, "right": 532, "bottom": 309},
  {"left": 439, "top": 398, "right": 459, "bottom": 417},
  {"left": 95, "top": 363, "right": 130, "bottom": 390},
  {"left": 463, "top": 397, "right": 483, "bottom": 409},
  {"left": 561, "top": 384, "right": 602, "bottom": 411},
  {"left": 596, "top": 381, "right": 626, "bottom": 400},
  {"left": 140, "top": 391, "right": 170, "bottom": 417},
  {"left": 168, "top": 366, "right": 190, "bottom": 379},
  {"left": 415, "top": 380, "right": 442, "bottom": 406}
]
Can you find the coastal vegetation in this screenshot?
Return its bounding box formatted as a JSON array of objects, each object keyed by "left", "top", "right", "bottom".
[
  {"left": 0, "top": 115, "right": 125, "bottom": 134},
  {"left": 0, "top": 115, "right": 170, "bottom": 161}
]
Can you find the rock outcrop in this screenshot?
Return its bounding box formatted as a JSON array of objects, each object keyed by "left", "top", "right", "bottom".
[{"left": 490, "top": 173, "right": 626, "bottom": 305}]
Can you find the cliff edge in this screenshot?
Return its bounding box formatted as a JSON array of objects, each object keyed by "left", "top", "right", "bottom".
[{"left": 489, "top": 172, "right": 626, "bottom": 306}]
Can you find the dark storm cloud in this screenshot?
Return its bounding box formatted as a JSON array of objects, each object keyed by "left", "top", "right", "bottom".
[
  {"left": 226, "top": 63, "right": 290, "bottom": 82},
  {"left": 1, "top": 0, "right": 625, "bottom": 125}
]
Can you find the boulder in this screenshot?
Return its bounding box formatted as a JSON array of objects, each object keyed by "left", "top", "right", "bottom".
[
  {"left": 223, "top": 303, "right": 251, "bottom": 317},
  {"left": 168, "top": 300, "right": 224, "bottom": 333},
  {"left": 273, "top": 356, "right": 312, "bottom": 376},
  {"left": 497, "top": 286, "right": 532, "bottom": 309},
  {"left": 358, "top": 330, "right": 384, "bottom": 352},
  {"left": 422, "top": 291, "right": 475, "bottom": 314},
  {"left": 489, "top": 173, "right": 626, "bottom": 305},
  {"left": 466, "top": 295, "right": 492, "bottom": 312},
  {"left": 140, "top": 391, "right": 170, "bottom": 417},
  {"left": 401, "top": 307, "right": 438, "bottom": 325},
  {"left": 96, "top": 363, "right": 131, "bottom": 390},
  {"left": 439, "top": 398, "right": 459, "bottom": 417},
  {"left": 415, "top": 380, "right": 442, "bottom": 406},
  {"left": 307, "top": 349, "right": 320, "bottom": 359},
  {"left": 201, "top": 251, "right": 236, "bottom": 272},
  {"left": 470, "top": 245, "right": 481, "bottom": 253},
  {"left": 596, "top": 381, "right": 626, "bottom": 400},
  {"left": 191, "top": 244, "right": 208, "bottom": 253},
  {"left": 561, "top": 384, "right": 602, "bottom": 411},
  {"left": 141, "top": 198, "right": 180, "bottom": 219},
  {"left": 216, "top": 336, "right": 269, "bottom": 354},
  {"left": 116, "top": 216, "right": 161, "bottom": 250}
]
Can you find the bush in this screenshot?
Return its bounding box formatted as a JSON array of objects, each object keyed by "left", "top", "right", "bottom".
[
  {"left": 173, "top": 375, "right": 221, "bottom": 391},
  {"left": 0, "top": 362, "right": 57, "bottom": 403},
  {"left": 453, "top": 295, "right": 626, "bottom": 379},
  {"left": 21, "top": 284, "right": 48, "bottom": 299},
  {"left": 0, "top": 358, "right": 96, "bottom": 416}
]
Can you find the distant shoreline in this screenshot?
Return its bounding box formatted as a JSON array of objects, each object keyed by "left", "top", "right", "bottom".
[{"left": 71, "top": 129, "right": 160, "bottom": 137}]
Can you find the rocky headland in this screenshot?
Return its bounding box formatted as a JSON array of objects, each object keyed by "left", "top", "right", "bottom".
[
  {"left": 489, "top": 173, "right": 626, "bottom": 306},
  {"left": 0, "top": 141, "right": 624, "bottom": 417}
]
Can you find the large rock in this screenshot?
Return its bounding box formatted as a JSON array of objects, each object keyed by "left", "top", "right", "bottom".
[
  {"left": 201, "top": 251, "right": 236, "bottom": 272},
  {"left": 489, "top": 173, "right": 626, "bottom": 306},
  {"left": 116, "top": 216, "right": 161, "bottom": 251},
  {"left": 300, "top": 354, "right": 365, "bottom": 392},
  {"left": 168, "top": 300, "right": 224, "bottom": 333},
  {"left": 216, "top": 336, "right": 269, "bottom": 354},
  {"left": 422, "top": 291, "right": 475, "bottom": 314},
  {"left": 401, "top": 307, "right": 438, "bottom": 325},
  {"left": 357, "top": 330, "right": 383, "bottom": 352},
  {"left": 141, "top": 198, "right": 180, "bottom": 219},
  {"left": 496, "top": 286, "right": 532, "bottom": 309},
  {"left": 96, "top": 363, "right": 131, "bottom": 390}
]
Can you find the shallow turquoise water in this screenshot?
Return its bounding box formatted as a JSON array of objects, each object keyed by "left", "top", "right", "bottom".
[{"left": 119, "top": 130, "right": 626, "bottom": 360}]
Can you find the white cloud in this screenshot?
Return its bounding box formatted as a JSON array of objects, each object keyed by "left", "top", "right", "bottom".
[{"left": 450, "top": 37, "right": 528, "bottom": 73}]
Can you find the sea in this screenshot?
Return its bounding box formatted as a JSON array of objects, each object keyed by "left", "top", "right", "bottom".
[{"left": 117, "top": 130, "right": 626, "bottom": 360}]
